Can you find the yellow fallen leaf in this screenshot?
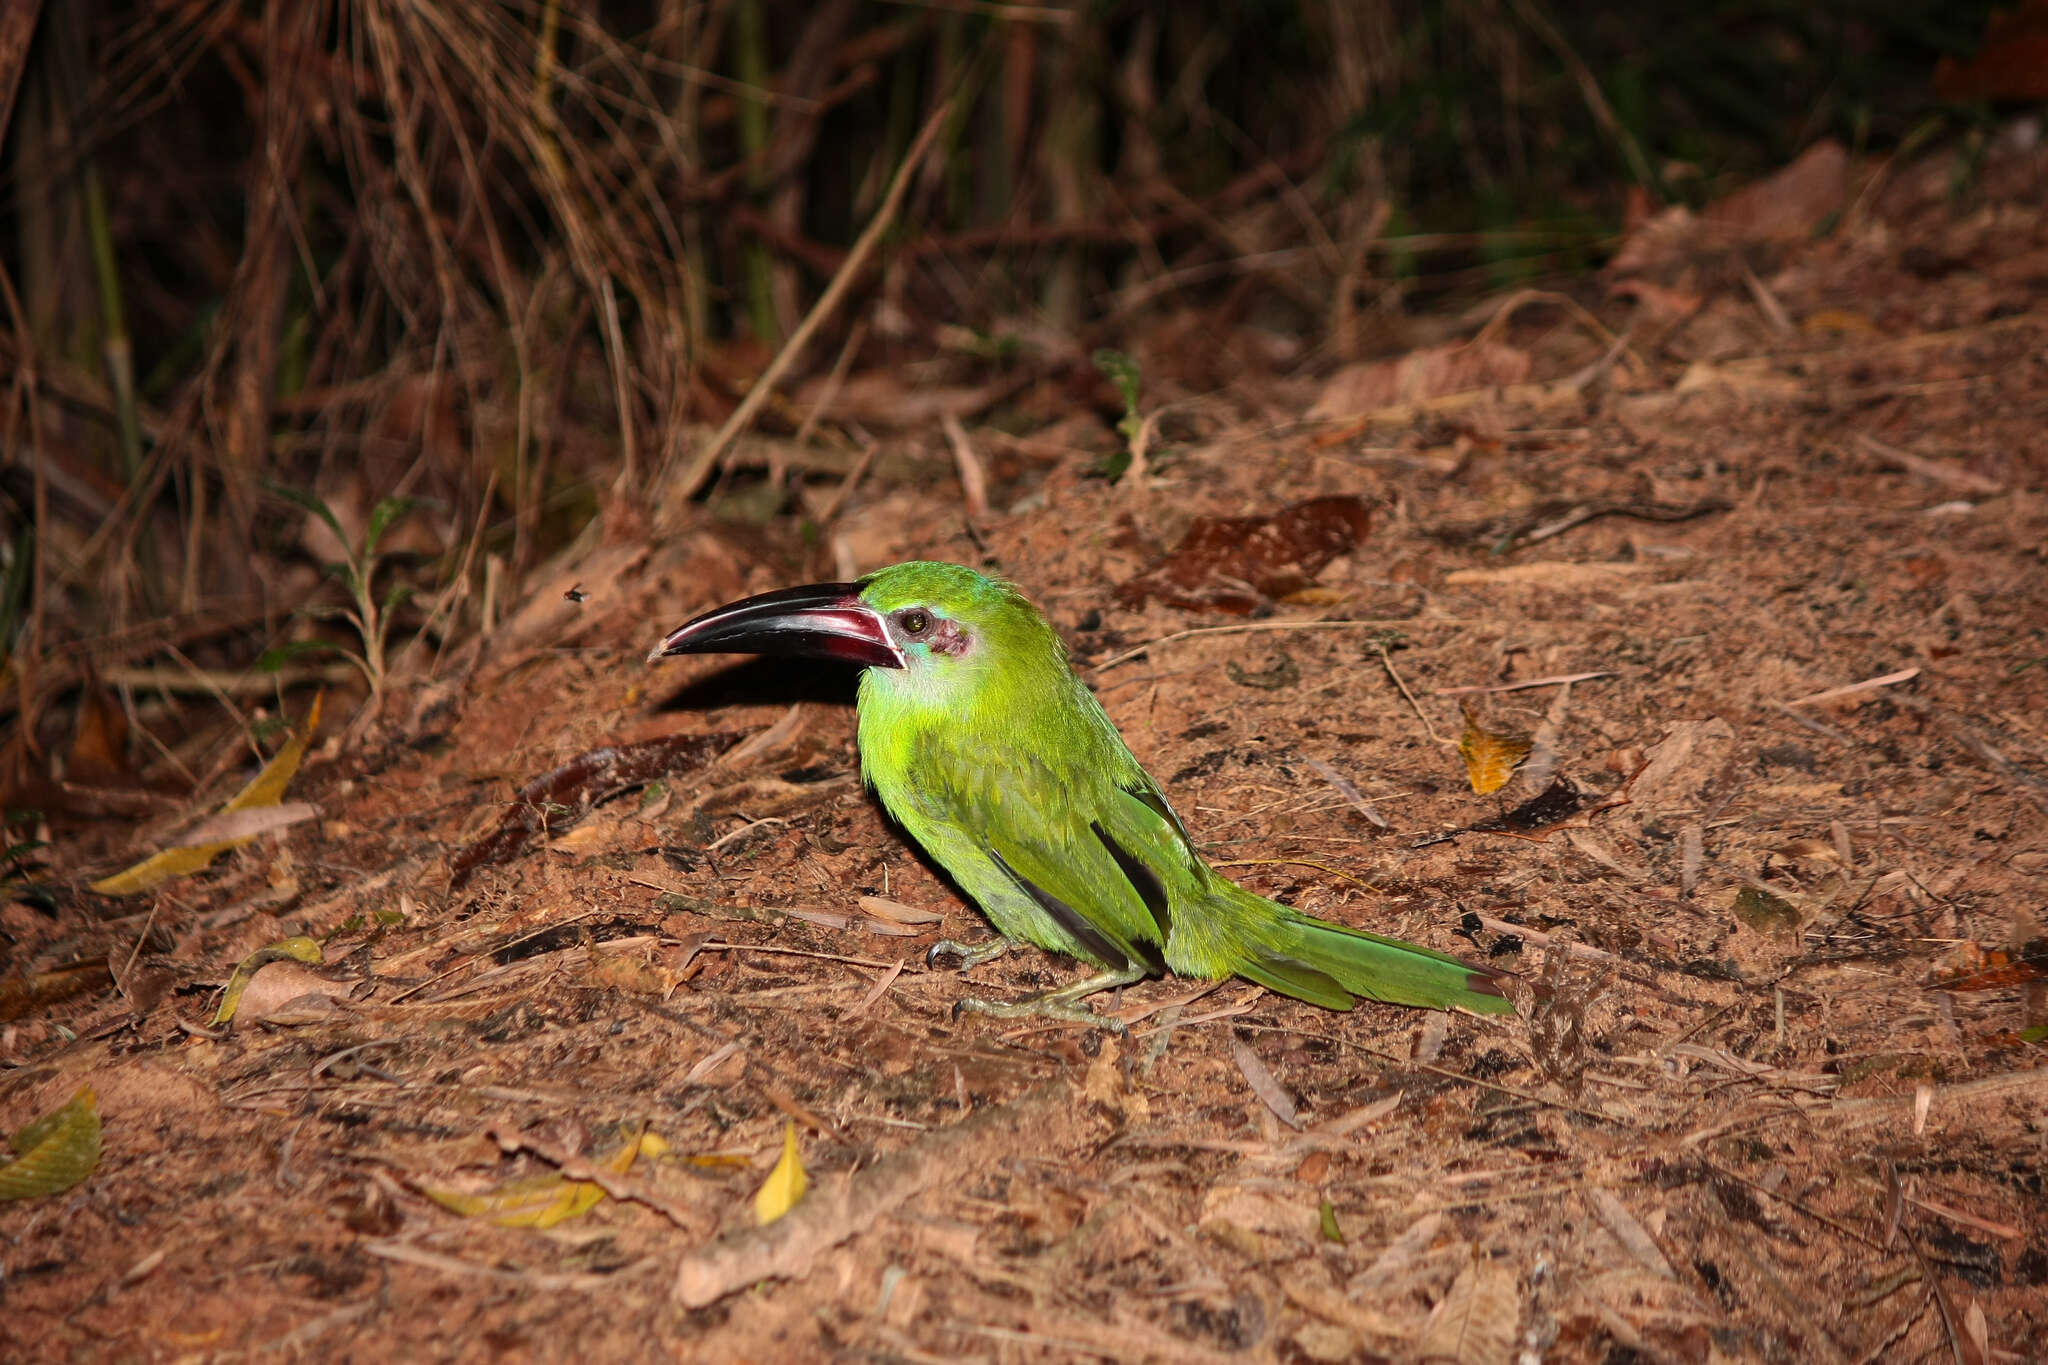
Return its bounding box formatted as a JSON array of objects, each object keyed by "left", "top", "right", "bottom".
[
  {"left": 1457, "top": 704, "right": 1532, "bottom": 796},
  {"left": 0, "top": 1085, "right": 102, "bottom": 1201},
  {"left": 212, "top": 937, "right": 325, "bottom": 1026},
  {"left": 753, "top": 1121, "right": 807, "bottom": 1226},
  {"left": 91, "top": 694, "right": 324, "bottom": 895},
  {"left": 426, "top": 1171, "right": 609, "bottom": 1228},
  {"left": 424, "top": 1126, "right": 660, "bottom": 1229}
]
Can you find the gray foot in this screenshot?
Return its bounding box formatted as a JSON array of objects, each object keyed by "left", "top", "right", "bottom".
[
  {"left": 927, "top": 937, "right": 1013, "bottom": 971},
  {"left": 952, "top": 963, "right": 1149, "bottom": 1032}
]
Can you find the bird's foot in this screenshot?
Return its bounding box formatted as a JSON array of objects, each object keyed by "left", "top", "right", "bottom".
[
  {"left": 926, "top": 937, "right": 1013, "bottom": 971},
  {"left": 949, "top": 963, "right": 1149, "bottom": 1033},
  {"left": 954, "top": 995, "right": 1124, "bottom": 1031}
]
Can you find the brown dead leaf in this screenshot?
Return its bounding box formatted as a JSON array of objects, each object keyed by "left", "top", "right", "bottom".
[
  {"left": 232, "top": 962, "right": 355, "bottom": 1024},
  {"left": 1229, "top": 1038, "right": 1301, "bottom": 1129},
  {"left": 1585, "top": 1188, "right": 1677, "bottom": 1280},
  {"left": 0, "top": 962, "right": 115, "bottom": 1024},
  {"left": 1354, "top": 1212, "right": 1448, "bottom": 1291},
  {"left": 1629, "top": 718, "right": 1736, "bottom": 812},
  {"left": 1116, "top": 496, "right": 1372, "bottom": 614},
  {"left": 856, "top": 896, "right": 944, "bottom": 926},
  {"left": 1416, "top": 1253, "right": 1520, "bottom": 1364},
  {"left": 1937, "top": 4, "right": 2048, "bottom": 99},
  {"left": 1613, "top": 141, "right": 1847, "bottom": 272},
  {"left": 1702, "top": 140, "right": 1848, "bottom": 241},
  {"left": 1310, "top": 341, "right": 1532, "bottom": 420},
  {"left": 68, "top": 685, "right": 131, "bottom": 782}
]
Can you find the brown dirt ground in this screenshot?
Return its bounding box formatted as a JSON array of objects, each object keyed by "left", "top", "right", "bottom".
[{"left": 7, "top": 137, "right": 2048, "bottom": 1364}]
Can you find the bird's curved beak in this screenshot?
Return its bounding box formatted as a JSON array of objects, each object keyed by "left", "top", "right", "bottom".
[{"left": 647, "top": 581, "right": 905, "bottom": 669}]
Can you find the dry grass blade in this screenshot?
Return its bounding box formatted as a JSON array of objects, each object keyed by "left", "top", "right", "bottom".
[{"left": 1229, "top": 1037, "right": 1301, "bottom": 1129}]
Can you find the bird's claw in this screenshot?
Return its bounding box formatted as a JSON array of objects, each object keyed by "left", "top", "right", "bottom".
[
  {"left": 952, "top": 994, "right": 1128, "bottom": 1033},
  {"left": 926, "top": 937, "right": 1011, "bottom": 971}
]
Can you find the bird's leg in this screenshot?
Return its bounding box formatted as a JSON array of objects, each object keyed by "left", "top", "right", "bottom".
[
  {"left": 926, "top": 937, "right": 1014, "bottom": 971},
  {"left": 953, "top": 961, "right": 1149, "bottom": 1031}
]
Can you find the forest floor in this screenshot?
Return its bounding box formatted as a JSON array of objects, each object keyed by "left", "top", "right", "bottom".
[{"left": 7, "top": 130, "right": 2048, "bottom": 1364}]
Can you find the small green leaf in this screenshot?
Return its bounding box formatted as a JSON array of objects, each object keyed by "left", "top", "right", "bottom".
[
  {"left": 264, "top": 481, "right": 348, "bottom": 545},
  {"left": 257, "top": 640, "right": 340, "bottom": 672},
  {"left": 1733, "top": 885, "right": 1800, "bottom": 934},
  {"left": 1319, "top": 1198, "right": 1345, "bottom": 1244},
  {"left": 1091, "top": 348, "right": 1142, "bottom": 416},
  {"left": 362, "top": 497, "right": 419, "bottom": 561}
]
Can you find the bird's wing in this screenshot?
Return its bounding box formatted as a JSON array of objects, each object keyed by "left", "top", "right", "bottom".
[{"left": 965, "top": 758, "right": 1171, "bottom": 976}]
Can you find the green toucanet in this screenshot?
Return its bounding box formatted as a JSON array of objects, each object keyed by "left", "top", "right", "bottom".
[{"left": 650, "top": 561, "right": 1514, "bottom": 1023}]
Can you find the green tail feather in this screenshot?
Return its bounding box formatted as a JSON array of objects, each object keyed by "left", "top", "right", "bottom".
[{"left": 1223, "top": 885, "right": 1516, "bottom": 1015}]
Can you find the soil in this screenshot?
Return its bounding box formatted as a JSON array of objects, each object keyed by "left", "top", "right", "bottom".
[{"left": 6, "top": 134, "right": 2048, "bottom": 1363}]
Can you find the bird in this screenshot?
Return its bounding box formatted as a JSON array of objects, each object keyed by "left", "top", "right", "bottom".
[{"left": 650, "top": 561, "right": 1514, "bottom": 1025}]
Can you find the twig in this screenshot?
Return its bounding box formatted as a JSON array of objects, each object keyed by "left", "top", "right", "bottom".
[
  {"left": 1888, "top": 1164, "right": 1974, "bottom": 1365},
  {"left": 792, "top": 318, "right": 865, "bottom": 448},
  {"left": 1434, "top": 670, "right": 1613, "bottom": 695},
  {"left": 814, "top": 437, "right": 880, "bottom": 525},
  {"left": 1092, "top": 617, "right": 1467, "bottom": 672},
  {"left": 1855, "top": 433, "right": 2004, "bottom": 495},
  {"left": 1831, "top": 1066, "right": 2048, "bottom": 1129},
  {"left": 941, "top": 411, "right": 989, "bottom": 519},
  {"left": 364, "top": 1239, "right": 621, "bottom": 1292},
  {"left": 1740, "top": 260, "right": 1795, "bottom": 336},
  {"left": 1374, "top": 639, "right": 1444, "bottom": 745},
  {"left": 1783, "top": 668, "right": 1921, "bottom": 708},
  {"left": 387, "top": 907, "right": 608, "bottom": 1003},
  {"left": 1502, "top": 0, "right": 1656, "bottom": 193},
  {"left": 1299, "top": 756, "right": 1388, "bottom": 829},
  {"left": 670, "top": 97, "right": 953, "bottom": 502}
]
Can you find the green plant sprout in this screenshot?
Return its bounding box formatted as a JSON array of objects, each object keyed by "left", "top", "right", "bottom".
[
  {"left": 261, "top": 484, "right": 421, "bottom": 701},
  {"left": 1090, "top": 348, "right": 1152, "bottom": 483}
]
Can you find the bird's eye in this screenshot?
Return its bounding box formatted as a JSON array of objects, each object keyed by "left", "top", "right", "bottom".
[{"left": 899, "top": 610, "right": 930, "bottom": 636}]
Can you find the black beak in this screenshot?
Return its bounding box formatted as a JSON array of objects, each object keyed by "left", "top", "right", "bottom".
[{"left": 647, "top": 581, "right": 905, "bottom": 670}]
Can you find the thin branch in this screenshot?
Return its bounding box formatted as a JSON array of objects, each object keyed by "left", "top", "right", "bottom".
[{"left": 668, "top": 97, "right": 954, "bottom": 503}]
